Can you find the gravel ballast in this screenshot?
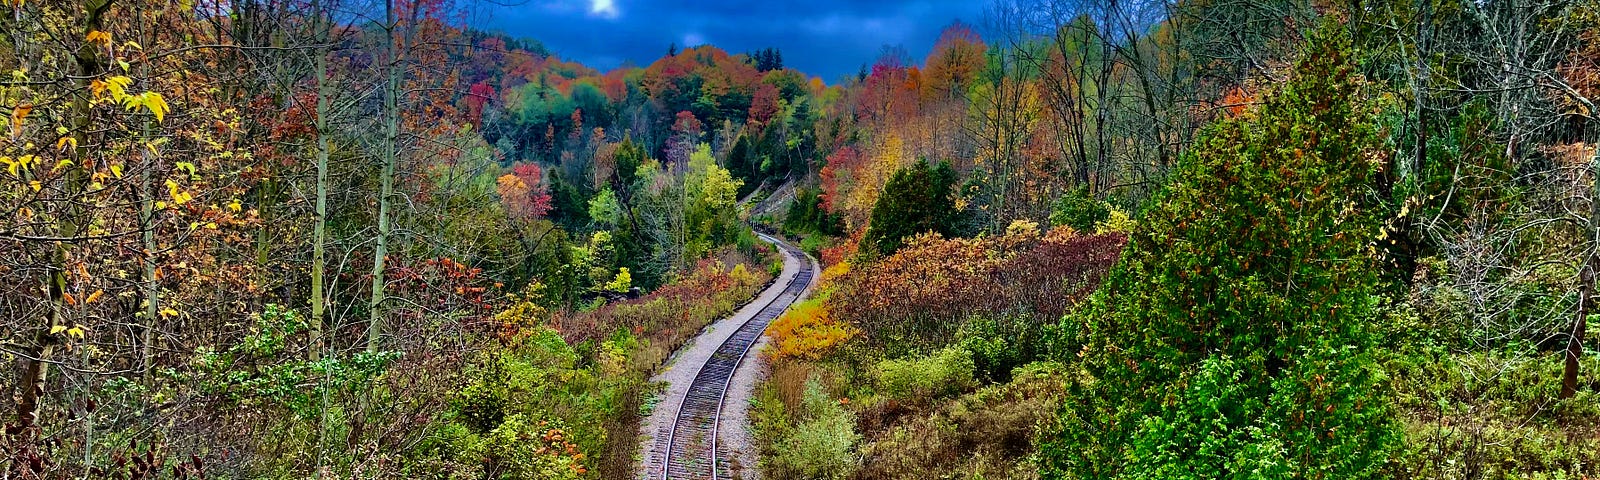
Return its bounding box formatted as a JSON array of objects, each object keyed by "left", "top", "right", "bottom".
[{"left": 635, "top": 236, "right": 818, "bottom": 480}]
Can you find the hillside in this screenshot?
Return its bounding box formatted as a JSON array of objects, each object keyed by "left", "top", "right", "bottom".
[{"left": 4, "top": 0, "right": 1600, "bottom": 479}]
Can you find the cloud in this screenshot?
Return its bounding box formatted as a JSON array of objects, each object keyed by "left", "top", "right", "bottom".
[
  {"left": 474, "top": 1, "right": 987, "bottom": 80},
  {"left": 589, "top": 0, "right": 619, "bottom": 19}
]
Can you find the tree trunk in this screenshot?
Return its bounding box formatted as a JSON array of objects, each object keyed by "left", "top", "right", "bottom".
[
  {"left": 1563, "top": 145, "right": 1600, "bottom": 399},
  {"left": 140, "top": 118, "right": 158, "bottom": 380},
  {"left": 310, "top": 0, "right": 330, "bottom": 361},
  {"left": 368, "top": 0, "right": 399, "bottom": 352},
  {"left": 1564, "top": 262, "right": 1592, "bottom": 399},
  {"left": 20, "top": 0, "right": 112, "bottom": 428}
]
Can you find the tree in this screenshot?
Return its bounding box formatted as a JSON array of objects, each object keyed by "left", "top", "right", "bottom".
[
  {"left": 1042, "top": 30, "right": 1401, "bottom": 478},
  {"left": 860, "top": 159, "right": 959, "bottom": 257}
]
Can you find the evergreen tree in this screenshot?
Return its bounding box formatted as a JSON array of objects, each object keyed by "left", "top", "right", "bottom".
[
  {"left": 860, "top": 159, "right": 959, "bottom": 257},
  {"left": 1041, "top": 28, "right": 1402, "bottom": 479}
]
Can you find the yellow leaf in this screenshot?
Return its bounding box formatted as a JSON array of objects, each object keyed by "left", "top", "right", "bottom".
[
  {"left": 50, "top": 325, "right": 67, "bottom": 335},
  {"left": 110, "top": 164, "right": 123, "bottom": 179},
  {"left": 53, "top": 159, "right": 72, "bottom": 172},
  {"left": 67, "top": 326, "right": 85, "bottom": 338},
  {"left": 227, "top": 199, "right": 242, "bottom": 212},
  {"left": 143, "top": 92, "right": 169, "bottom": 122},
  {"left": 85, "top": 30, "right": 111, "bottom": 45},
  {"left": 56, "top": 136, "right": 78, "bottom": 152},
  {"left": 29, "top": 180, "right": 41, "bottom": 191},
  {"left": 159, "top": 307, "right": 179, "bottom": 318},
  {"left": 85, "top": 290, "right": 103, "bottom": 304},
  {"left": 98, "top": 76, "right": 131, "bottom": 101}
]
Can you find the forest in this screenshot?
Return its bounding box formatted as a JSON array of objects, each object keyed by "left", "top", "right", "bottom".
[{"left": 1, "top": 0, "right": 1598, "bottom": 478}]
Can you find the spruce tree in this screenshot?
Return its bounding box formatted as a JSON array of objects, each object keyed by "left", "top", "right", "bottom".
[{"left": 861, "top": 159, "right": 959, "bottom": 257}]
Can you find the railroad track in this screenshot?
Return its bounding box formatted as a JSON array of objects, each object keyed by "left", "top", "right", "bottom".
[{"left": 658, "top": 234, "right": 815, "bottom": 480}]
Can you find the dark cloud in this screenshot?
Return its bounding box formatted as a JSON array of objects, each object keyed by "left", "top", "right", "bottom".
[{"left": 465, "top": 0, "right": 988, "bottom": 81}]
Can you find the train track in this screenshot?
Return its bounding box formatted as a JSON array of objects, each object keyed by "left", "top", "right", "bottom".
[{"left": 658, "top": 234, "right": 815, "bottom": 480}]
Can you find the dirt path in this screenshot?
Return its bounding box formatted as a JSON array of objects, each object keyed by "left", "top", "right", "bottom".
[{"left": 635, "top": 234, "right": 818, "bottom": 480}]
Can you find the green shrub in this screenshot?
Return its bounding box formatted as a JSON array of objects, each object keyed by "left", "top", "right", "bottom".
[
  {"left": 769, "top": 378, "right": 860, "bottom": 480},
  {"left": 958, "top": 314, "right": 1048, "bottom": 382},
  {"left": 1048, "top": 186, "right": 1109, "bottom": 232},
  {"left": 860, "top": 159, "right": 960, "bottom": 258},
  {"left": 453, "top": 414, "right": 588, "bottom": 479},
  {"left": 875, "top": 346, "right": 976, "bottom": 402}
]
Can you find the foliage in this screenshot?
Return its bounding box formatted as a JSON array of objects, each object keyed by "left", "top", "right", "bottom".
[
  {"left": 766, "top": 378, "right": 860, "bottom": 480},
  {"left": 860, "top": 159, "right": 960, "bottom": 257},
  {"left": 784, "top": 186, "right": 843, "bottom": 235},
  {"left": 834, "top": 223, "right": 1124, "bottom": 352},
  {"left": 1048, "top": 186, "right": 1109, "bottom": 232},
  {"left": 854, "top": 362, "right": 1068, "bottom": 480},
  {"left": 873, "top": 346, "right": 977, "bottom": 402},
  {"left": 767, "top": 294, "right": 857, "bottom": 361},
  {"left": 1042, "top": 31, "right": 1403, "bottom": 479}
]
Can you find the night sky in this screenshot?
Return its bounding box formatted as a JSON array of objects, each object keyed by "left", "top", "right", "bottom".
[{"left": 467, "top": 0, "right": 989, "bottom": 81}]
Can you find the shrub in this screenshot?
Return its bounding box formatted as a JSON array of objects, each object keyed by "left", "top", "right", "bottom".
[
  {"left": 834, "top": 224, "right": 1124, "bottom": 353},
  {"left": 453, "top": 414, "right": 588, "bottom": 479},
  {"left": 1048, "top": 186, "right": 1109, "bottom": 232},
  {"left": 785, "top": 186, "right": 844, "bottom": 235},
  {"left": 768, "top": 295, "right": 857, "bottom": 361},
  {"left": 769, "top": 378, "right": 860, "bottom": 480},
  {"left": 860, "top": 159, "right": 960, "bottom": 258},
  {"left": 957, "top": 314, "right": 1047, "bottom": 382},
  {"left": 874, "top": 346, "right": 976, "bottom": 402},
  {"left": 855, "top": 362, "right": 1069, "bottom": 480}
]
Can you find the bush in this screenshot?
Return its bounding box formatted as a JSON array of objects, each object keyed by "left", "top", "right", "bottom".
[
  {"left": 957, "top": 314, "right": 1047, "bottom": 382},
  {"left": 874, "top": 346, "right": 976, "bottom": 402},
  {"left": 1048, "top": 186, "right": 1109, "bottom": 232},
  {"left": 769, "top": 378, "right": 860, "bottom": 480},
  {"left": 855, "top": 362, "right": 1069, "bottom": 480},
  {"left": 785, "top": 186, "right": 843, "bottom": 235},
  {"left": 448, "top": 414, "right": 588, "bottom": 479},
  {"left": 860, "top": 159, "right": 960, "bottom": 258},
  {"left": 768, "top": 295, "right": 856, "bottom": 361},
  {"left": 833, "top": 224, "right": 1124, "bottom": 353}
]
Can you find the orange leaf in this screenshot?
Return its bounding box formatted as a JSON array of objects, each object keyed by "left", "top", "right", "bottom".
[{"left": 10, "top": 102, "right": 31, "bottom": 139}]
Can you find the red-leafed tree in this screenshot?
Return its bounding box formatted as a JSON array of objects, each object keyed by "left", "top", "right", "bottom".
[
  {"left": 498, "top": 162, "right": 554, "bottom": 222},
  {"left": 748, "top": 83, "right": 781, "bottom": 130}
]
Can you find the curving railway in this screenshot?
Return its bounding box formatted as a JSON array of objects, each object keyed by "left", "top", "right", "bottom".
[{"left": 653, "top": 233, "right": 816, "bottom": 480}]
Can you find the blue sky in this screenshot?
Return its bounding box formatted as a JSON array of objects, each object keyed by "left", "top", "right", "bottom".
[{"left": 466, "top": 0, "right": 989, "bottom": 81}]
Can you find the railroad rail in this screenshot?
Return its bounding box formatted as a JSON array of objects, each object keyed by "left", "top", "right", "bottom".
[{"left": 658, "top": 234, "right": 816, "bottom": 480}]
